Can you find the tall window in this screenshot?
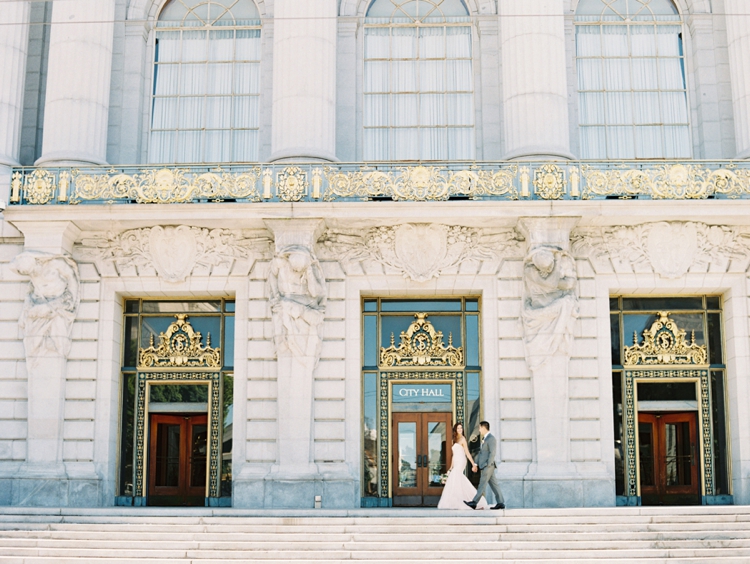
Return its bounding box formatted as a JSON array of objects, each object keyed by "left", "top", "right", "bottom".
[
  {"left": 364, "top": 0, "right": 475, "bottom": 161},
  {"left": 575, "top": 0, "right": 690, "bottom": 159},
  {"left": 149, "top": 0, "right": 261, "bottom": 163}
]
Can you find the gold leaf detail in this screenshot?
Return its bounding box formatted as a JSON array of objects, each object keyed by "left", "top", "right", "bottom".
[
  {"left": 380, "top": 313, "right": 464, "bottom": 368},
  {"left": 138, "top": 314, "right": 221, "bottom": 368},
  {"left": 623, "top": 312, "right": 707, "bottom": 366}
]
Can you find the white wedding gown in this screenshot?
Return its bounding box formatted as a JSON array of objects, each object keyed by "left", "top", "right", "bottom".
[{"left": 437, "top": 443, "right": 489, "bottom": 510}]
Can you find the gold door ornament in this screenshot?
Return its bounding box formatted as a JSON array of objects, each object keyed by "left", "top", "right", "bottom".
[
  {"left": 380, "top": 313, "right": 464, "bottom": 368},
  {"left": 138, "top": 314, "right": 221, "bottom": 369},
  {"left": 621, "top": 313, "right": 712, "bottom": 499},
  {"left": 624, "top": 311, "right": 707, "bottom": 366}
]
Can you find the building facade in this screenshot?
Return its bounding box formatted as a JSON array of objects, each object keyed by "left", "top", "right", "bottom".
[{"left": 1, "top": 0, "right": 750, "bottom": 509}]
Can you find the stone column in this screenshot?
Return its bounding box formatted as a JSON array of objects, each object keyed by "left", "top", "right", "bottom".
[
  {"left": 35, "top": 0, "right": 116, "bottom": 166},
  {"left": 725, "top": 0, "right": 750, "bottom": 158},
  {"left": 498, "top": 0, "right": 573, "bottom": 160},
  {"left": 265, "top": 219, "right": 326, "bottom": 486},
  {"left": 8, "top": 221, "right": 81, "bottom": 506},
  {"left": 517, "top": 217, "right": 580, "bottom": 505},
  {"left": 0, "top": 1, "right": 31, "bottom": 169},
  {"left": 270, "top": 0, "right": 337, "bottom": 162}
]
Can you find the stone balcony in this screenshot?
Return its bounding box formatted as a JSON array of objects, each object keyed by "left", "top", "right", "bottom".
[{"left": 7, "top": 160, "right": 750, "bottom": 206}]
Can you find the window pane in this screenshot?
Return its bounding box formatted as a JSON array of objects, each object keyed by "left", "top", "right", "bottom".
[
  {"left": 364, "top": 315, "right": 378, "bottom": 368},
  {"left": 380, "top": 300, "right": 462, "bottom": 312},
  {"left": 466, "top": 314, "right": 479, "bottom": 367},
  {"left": 221, "top": 373, "right": 234, "bottom": 497},
  {"left": 224, "top": 315, "right": 235, "bottom": 369},
  {"left": 711, "top": 371, "right": 729, "bottom": 495},
  {"left": 142, "top": 301, "right": 222, "bottom": 313},
  {"left": 363, "top": 373, "right": 378, "bottom": 497},
  {"left": 637, "top": 382, "right": 696, "bottom": 402},
  {"left": 707, "top": 313, "right": 723, "bottom": 366},
  {"left": 612, "top": 371, "right": 624, "bottom": 496},
  {"left": 206, "top": 95, "right": 232, "bottom": 128},
  {"left": 621, "top": 297, "right": 703, "bottom": 311},
  {"left": 150, "top": 384, "right": 209, "bottom": 403},
  {"left": 118, "top": 373, "right": 136, "bottom": 496},
  {"left": 125, "top": 300, "right": 140, "bottom": 313},
  {"left": 610, "top": 314, "right": 621, "bottom": 366},
  {"left": 123, "top": 316, "right": 139, "bottom": 368}
]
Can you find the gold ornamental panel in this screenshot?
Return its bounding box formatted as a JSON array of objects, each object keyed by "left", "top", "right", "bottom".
[
  {"left": 138, "top": 314, "right": 221, "bottom": 369},
  {"left": 9, "top": 162, "right": 750, "bottom": 205},
  {"left": 380, "top": 312, "right": 464, "bottom": 368},
  {"left": 623, "top": 312, "right": 707, "bottom": 366}
]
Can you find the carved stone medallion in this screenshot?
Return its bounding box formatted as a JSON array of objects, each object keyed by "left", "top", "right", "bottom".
[
  {"left": 149, "top": 226, "right": 199, "bottom": 283},
  {"left": 392, "top": 224, "right": 449, "bottom": 282}
]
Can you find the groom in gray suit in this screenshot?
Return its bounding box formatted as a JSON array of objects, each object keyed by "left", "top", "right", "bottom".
[{"left": 464, "top": 421, "right": 505, "bottom": 510}]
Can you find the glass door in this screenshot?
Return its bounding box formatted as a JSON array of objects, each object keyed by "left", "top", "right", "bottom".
[
  {"left": 148, "top": 414, "right": 208, "bottom": 506},
  {"left": 638, "top": 412, "right": 700, "bottom": 505},
  {"left": 392, "top": 412, "right": 452, "bottom": 506}
]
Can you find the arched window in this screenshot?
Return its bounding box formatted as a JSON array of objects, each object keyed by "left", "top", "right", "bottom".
[
  {"left": 575, "top": 0, "right": 690, "bottom": 159},
  {"left": 363, "top": 0, "right": 474, "bottom": 161},
  {"left": 149, "top": 0, "right": 261, "bottom": 163}
]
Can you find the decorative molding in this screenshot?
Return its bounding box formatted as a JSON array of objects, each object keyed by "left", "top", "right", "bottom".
[
  {"left": 571, "top": 221, "right": 750, "bottom": 278},
  {"left": 380, "top": 313, "right": 464, "bottom": 368},
  {"left": 623, "top": 312, "right": 707, "bottom": 367},
  {"left": 138, "top": 314, "right": 221, "bottom": 369},
  {"left": 9, "top": 251, "right": 80, "bottom": 361},
  {"left": 78, "top": 225, "right": 271, "bottom": 282},
  {"left": 319, "top": 223, "right": 523, "bottom": 282}
]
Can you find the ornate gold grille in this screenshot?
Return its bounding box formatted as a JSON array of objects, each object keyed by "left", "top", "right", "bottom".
[
  {"left": 379, "top": 312, "right": 464, "bottom": 368},
  {"left": 138, "top": 314, "right": 221, "bottom": 369}
]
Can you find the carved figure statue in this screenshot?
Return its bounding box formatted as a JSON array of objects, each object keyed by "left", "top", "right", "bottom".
[
  {"left": 268, "top": 245, "right": 327, "bottom": 359},
  {"left": 10, "top": 252, "right": 80, "bottom": 360},
  {"left": 521, "top": 246, "right": 578, "bottom": 371}
]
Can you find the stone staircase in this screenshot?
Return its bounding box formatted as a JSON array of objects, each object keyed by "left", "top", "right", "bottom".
[{"left": 1, "top": 506, "right": 750, "bottom": 563}]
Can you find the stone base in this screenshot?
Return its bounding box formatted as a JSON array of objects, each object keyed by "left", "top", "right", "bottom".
[
  {"left": 234, "top": 476, "right": 359, "bottom": 509},
  {"left": 8, "top": 477, "right": 102, "bottom": 507},
  {"left": 500, "top": 477, "right": 614, "bottom": 508}
]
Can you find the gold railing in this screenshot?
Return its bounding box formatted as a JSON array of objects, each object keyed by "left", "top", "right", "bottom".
[{"left": 8, "top": 161, "right": 750, "bottom": 205}]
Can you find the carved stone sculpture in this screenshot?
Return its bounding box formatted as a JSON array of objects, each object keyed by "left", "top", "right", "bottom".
[
  {"left": 319, "top": 223, "right": 522, "bottom": 282},
  {"left": 78, "top": 225, "right": 271, "bottom": 282},
  {"left": 571, "top": 221, "right": 750, "bottom": 278},
  {"left": 10, "top": 251, "right": 80, "bottom": 361},
  {"left": 521, "top": 246, "right": 579, "bottom": 371},
  {"left": 268, "top": 245, "right": 327, "bottom": 360}
]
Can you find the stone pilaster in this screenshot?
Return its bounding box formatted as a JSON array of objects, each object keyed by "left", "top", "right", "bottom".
[
  {"left": 7, "top": 221, "right": 91, "bottom": 506},
  {"left": 517, "top": 217, "right": 581, "bottom": 506},
  {"left": 35, "top": 0, "right": 116, "bottom": 166},
  {"left": 270, "top": 0, "right": 338, "bottom": 162},
  {"left": 262, "top": 219, "right": 327, "bottom": 505},
  {"left": 725, "top": 0, "right": 750, "bottom": 158},
  {"left": 498, "top": 0, "right": 573, "bottom": 160},
  {"left": 0, "top": 1, "right": 31, "bottom": 168}
]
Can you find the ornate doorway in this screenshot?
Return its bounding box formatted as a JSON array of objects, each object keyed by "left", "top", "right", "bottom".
[
  {"left": 622, "top": 312, "right": 713, "bottom": 506},
  {"left": 148, "top": 414, "right": 208, "bottom": 506},
  {"left": 361, "top": 298, "right": 482, "bottom": 508},
  {"left": 392, "top": 412, "right": 453, "bottom": 507},
  {"left": 638, "top": 412, "right": 700, "bottom": 506}
]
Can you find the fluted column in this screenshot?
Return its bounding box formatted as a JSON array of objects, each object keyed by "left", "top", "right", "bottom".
[
  {"left": 498, "top": 0, "right": 573, "bottom": 160},
  {"left": 0, "top": 1, "right": 31, "bottom": 168},
  {"left": 270, "top": 0, "right": 337, "bottom": 162},
  {"left": 725, "top": 0, "right": 750, "bottom": 158},
  {"left": 35, "top": 0, "right": 116, "bottom": 166}
]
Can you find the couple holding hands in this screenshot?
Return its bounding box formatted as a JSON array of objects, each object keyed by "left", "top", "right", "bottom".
[{"left": 437, "top": 421, "right": 505, "bottom": 510}]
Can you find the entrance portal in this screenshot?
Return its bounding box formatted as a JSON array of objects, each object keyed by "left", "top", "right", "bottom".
[
  {"left": 638, "top": 412, "right": 700, "bottom": 506},
  {"left": 392, "top": 412, "right": 452, "bottom": 507},
  {"left": 148, "top": 414, "right": 208, "bottom": 506}
]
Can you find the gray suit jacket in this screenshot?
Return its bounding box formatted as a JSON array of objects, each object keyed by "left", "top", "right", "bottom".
[{"left": 475, "top": 433, "right": 497, "bottom": 470}]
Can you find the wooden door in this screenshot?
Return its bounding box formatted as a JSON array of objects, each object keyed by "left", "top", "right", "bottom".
[
  {"left": 638, "top": 412, "right": 700, "bottom": 505},
  {"left": 148, "top": 414, "right": 208, "bottom": 506},
  {"left": 392, "top": 412, "right": 453, "bottom": 506}
]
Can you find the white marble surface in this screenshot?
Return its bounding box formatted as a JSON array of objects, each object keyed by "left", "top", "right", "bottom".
[
  {"left": 35, "top": 0, "right": 115, "bottom": 166},
  {"left": 0, "top": 1, "right": 30, "bottom": 167}
]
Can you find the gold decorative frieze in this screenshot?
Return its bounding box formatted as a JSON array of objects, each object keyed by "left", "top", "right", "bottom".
[
  {"left": 623, "top": 312, "right": 707, "bottom": 366},
  {"left": 138, "top": 314, "right": 221, "bottom": 368},
  {"left": 8, "top": 161, "right": 750, "bottom": 205},
  {"left": 533, "top": 164, "right": 566, "bottom": 200},
  {"left": 380, "top": 313, "right": 464, "bottom": 368},
  {"left": 581, "top": 163, "right": 750, "bottom": 200},
  {"left": 72, "top": 167, "right": 262, "bottom": 204},
  {"left": 323, "top": 165, "right": 518, "bottom": 201}
]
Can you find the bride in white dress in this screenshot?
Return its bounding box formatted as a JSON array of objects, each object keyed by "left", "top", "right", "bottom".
[{"left": 437, "top": 423, "right": 489, "bottom": 510}]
